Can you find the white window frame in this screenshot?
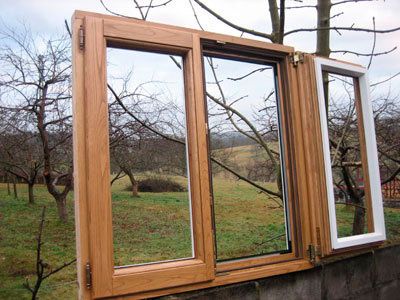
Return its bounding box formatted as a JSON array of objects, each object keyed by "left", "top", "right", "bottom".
[{"left": 314, "top": 57, "right": 386, "bottom": 250}]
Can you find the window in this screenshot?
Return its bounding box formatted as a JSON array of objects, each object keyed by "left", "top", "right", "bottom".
[
  {"left": 204, "top": 55, "right": 291, "bottom": 262},
  {"left": 107, "top": 49, "right": 194, "bottom": 267},
  {"left": 314, "top": 57, "right": 386, "bottom": 250},
  {"left": 72, "top": 11, "right": 385, "bottom": 299}
]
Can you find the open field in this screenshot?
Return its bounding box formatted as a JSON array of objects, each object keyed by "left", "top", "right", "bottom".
[{"left": 0, "top": 179, "right": 400, "bottom": 299}]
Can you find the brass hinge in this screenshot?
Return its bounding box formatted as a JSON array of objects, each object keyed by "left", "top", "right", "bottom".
[
  {"left": 79, "top": 25, "right": 85, "bottom": 50},
  {"left": 85, "top": 262, "right": 92, "bottom": 289},
  {"left": 290, "top": 51, "right": 304, "bottom": 67},
  {"left": 307, "top": 244, "right": 321, "bottom": 263}
]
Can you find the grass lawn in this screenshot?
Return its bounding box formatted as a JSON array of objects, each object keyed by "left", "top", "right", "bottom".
[{"left": 0, "top": 180, "right": 399, "bottom": 299}]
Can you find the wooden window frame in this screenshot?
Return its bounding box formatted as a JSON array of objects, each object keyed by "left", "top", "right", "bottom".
[
  {"left": 72, "top": 10, "right": 384, "bottom": 300},
  {"left": 72, "top": 14, "right": 216, "bottom": 299},
  {"left": 314, "top": 57, "right": 386, "bottom": 250}
]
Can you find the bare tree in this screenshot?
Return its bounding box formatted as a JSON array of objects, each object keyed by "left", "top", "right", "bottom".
[
  {"left": 0, "top": 24, "right": 73, "bottom": 222},
  {"left": 0, "top": 117, "right": 42, "bottom": 203},
  {"left": 107, "top": 70, "right": 189, "bottom": 197}
]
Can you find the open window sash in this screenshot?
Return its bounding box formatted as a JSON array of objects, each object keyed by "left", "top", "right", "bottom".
[{"left": 314, "top": 57, "right": 386, "bottom": 251}]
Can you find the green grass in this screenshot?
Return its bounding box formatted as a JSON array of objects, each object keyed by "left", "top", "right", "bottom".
[
  {"left": 0, "top": 179, "right": 399, "bottom": 299},
  {"left": 112, "top": 189, "right": 193, "bottom": 265},
  {"left": 0, "top": 184, "right": 76, "bottom": 300},
  {"left": 211, "top": 177, "right": 288, "bottom": 260}
]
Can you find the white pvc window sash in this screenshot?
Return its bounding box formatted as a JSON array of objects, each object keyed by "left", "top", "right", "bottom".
[{"left": 314, "top": 57, "right": 386, "bottom": 250}]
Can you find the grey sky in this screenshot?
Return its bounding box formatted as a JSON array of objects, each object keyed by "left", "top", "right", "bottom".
[{"left": 1, "top": 0, "right": 399, "bottom": 94}]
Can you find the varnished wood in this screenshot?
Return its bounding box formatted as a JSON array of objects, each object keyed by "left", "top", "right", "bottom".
[
  {"left": 72, "top": 16, "right": 92, "bottom": 300},
  {"left": 191, "top": 34, "right": 216, "bottom": 278},
  {"left": 217, "top": 253, "right": 297, "bottom": 273},
  {"left": 74, "top": 10, "right": 294, "bottom": 54},
  {"left": 114, "top": 259, "right": 313, "bottom": 299},
  {"left": 104, "top": 19, "right": 193, "bottom": 49},
  {"left": 83, "top": 16, "right": 114, "bottom": 298},
  {"left": 303, "top": 55, "right": 332, "bottom": 256},
  {"left": 354, "top": 78, "right": 374, "bottom": 232}
]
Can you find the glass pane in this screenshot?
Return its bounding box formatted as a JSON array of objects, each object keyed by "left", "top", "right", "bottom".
[
  {"left": 107, "top": 48, "right": 193, "bottom": 267},
  {"left": 323, "top": 72, "right": 372, "bottom": 238},
  {"left": 204, "top": 56, "right": 290, "bottom": 261}
]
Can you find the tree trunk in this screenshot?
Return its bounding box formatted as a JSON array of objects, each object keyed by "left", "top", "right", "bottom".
[
  {"left": 352, "top": 200, "right": 366, "bottom": 235},
  {"left": 132, "top": 180, "right": 139, "bottom": 197},
  {"left": 129, "top": 175, "right": 139, "bottom": 198},
  {"left": 316, "top": 0, "right": 332, "bottom": 57},
  {"left": 28, "top": 182, "right": 35, "bottom": 204},
  {"left": 6, "top": 173, "right": 11, "bottom": 196},
  {"left": 121, "top": 167, "right": 140, "bottom": 197},
  {"left": 56, "top": 197, "right": 68, "bottom": 223},
  {"left": 268, "top": 0, "right": 280, "bottom": 43},
  {"left": 12, "top": 176, "right": 18, "bottom": 199},
  {"left": 316, "top": 0, "right": 332, "bottom": 111}
]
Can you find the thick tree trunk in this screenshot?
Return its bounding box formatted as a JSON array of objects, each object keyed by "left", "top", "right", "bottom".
[
  {"left": 56, "top": 197, "right": 68, "bottom": 223},
  {"left": 316, "top": 0, "right": 332, "bottom": 57},
  {"left": 121, "top": 167, "right": 139, "bottom": 197},
  {"left": 316, "top": 0, "right": 332, "bottom": 112},
  {"left": 268, "top": 0, "right": 280, "bottom": 43},
  {"left": 28, "top": 182, "right": 35, "bottom": 204},
  {"left": 128, "top": 173, "right": 139, "bottom": 197},
  {"left": 131, "top": 179, "right": 139, "bottom": 198}
]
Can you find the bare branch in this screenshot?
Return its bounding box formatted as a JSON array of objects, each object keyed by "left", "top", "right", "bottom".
[
  {"left": 330, "top": 46, "right": 397, "bottom": 57},
  {"left": 367, "top": 17, "right": 376, "bottom": 69},
  {"left": 193, "top": 0, "right": 274, "bottom": 41},
  {"left": 227, "top": 67, "right": 272, "bottom": 81},
  {"left": 370, "top": 71, "right": 400, "bottom": 87},
  {"left": 99, "top": 0, "right": 140, "bottom": 19},
  {"left": 134, "top": 0, "right": 173, "bottom": 9},
  {"left": 284, "top": 24, "right": 400, "bottom": 37},
  {"left": 381, "top": 165, "right": 400, "bottom": 186},
  {"left": 188, "top": 0, "right": 205, "bottom": 30},
  {"left": 332, "top": 0, "right": 376, "bottom": 7}
]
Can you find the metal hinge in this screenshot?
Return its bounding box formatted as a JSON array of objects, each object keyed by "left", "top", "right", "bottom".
[
  {"left": 307, "top": 244, "right": 321, "bottom": 263},
  {"left": 85, "top": 262, "right": 92, "bottom": 289},
  {"left": 79, "top": 25, "right": 85, "bottom": 50},
  {"left": 290, "top": 51, "right": 304, "bottom": 67}
]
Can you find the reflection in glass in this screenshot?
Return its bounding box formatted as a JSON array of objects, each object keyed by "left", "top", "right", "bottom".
[
  {"left": 107, "top": 48, "right": 193, "bottom": 267},
  {"left": 323, "top": 72, "right": 371, "bottom": 238},
  {"left": 204, "top": 56, "right": 290, "bottom": 261}
]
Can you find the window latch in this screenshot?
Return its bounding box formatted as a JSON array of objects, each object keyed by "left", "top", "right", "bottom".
[{"left": 290, "top": 51, "right": 304, "bottom": 67}]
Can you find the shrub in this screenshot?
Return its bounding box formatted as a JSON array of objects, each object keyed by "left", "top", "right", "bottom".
[{"left": 125, "top": 177, "right": 187, "bottom": 193}]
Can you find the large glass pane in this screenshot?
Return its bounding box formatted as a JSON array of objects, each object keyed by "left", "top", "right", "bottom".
[
  {"left": 323, "top": 72, "right": 372, "bottom": 238},
  {"left": 107, "top": 48, "right": 193, "bottom": 267},
  {"left": 204, "top": 56, "right": 290, "bottom": 261}
]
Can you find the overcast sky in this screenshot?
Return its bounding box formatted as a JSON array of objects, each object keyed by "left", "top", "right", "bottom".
[{"left": 1, "top": 0, "right": 399, "bottom": 96}]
